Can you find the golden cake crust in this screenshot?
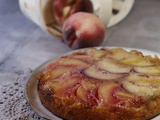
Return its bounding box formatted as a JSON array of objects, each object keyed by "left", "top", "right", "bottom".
[{"left": 37, "top": 48, "right": 160, "bottom": 120}]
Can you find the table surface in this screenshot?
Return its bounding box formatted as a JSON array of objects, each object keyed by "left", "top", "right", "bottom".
[{"left": 1, "top": 0, "right": 160, "bottom": 84}]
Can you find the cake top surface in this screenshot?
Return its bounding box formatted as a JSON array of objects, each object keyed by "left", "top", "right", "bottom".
[{"left": 39, "top": 48, "right": 160, "bottom": 108}]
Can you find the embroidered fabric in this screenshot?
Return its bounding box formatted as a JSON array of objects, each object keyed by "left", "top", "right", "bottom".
[{"left": 0, "top": 69, "right": 47, "bottom": 120}]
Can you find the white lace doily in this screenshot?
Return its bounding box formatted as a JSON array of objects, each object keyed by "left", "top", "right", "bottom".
[{"left": 0, "top": 69, "right": 47, "bottom": 120}]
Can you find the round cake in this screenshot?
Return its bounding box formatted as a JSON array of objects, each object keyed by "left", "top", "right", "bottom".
[{"left": 37, "top": 47, "right": 160, "bottom": 120}]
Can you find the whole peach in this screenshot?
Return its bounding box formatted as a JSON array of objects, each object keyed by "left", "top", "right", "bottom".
[
  {"left": 62, "top": 12, "right": 105, "bottom": 49},
  {"left": 53, "top": 0, "right": 93, "bottom": 26}
]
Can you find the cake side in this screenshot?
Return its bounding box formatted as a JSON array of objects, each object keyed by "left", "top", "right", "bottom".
[{"left": 38, "top": 85, "right": 160, "bottom": 120}]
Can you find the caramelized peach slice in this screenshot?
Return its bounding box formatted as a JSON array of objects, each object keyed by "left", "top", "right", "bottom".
[
  {"left": 76, "top": 86, "right": 88, "bottom": 102},
  {"left": 85, "top": 48, "right": 107, "bottom": 59},
  {"left": 69, "top": 54, "right": 91, "bottom": 60},
  {"left": 98, "top": 82, "right": 135, "bottom": 106},
  {"left": 98, "top": 82, "right": 118, "bottom": 104},
  {"left": 121, "top": 57, "right": 154, "bottom": 66},
  {"left": 59, "top": 58, "right": 87, "bottom": 66},
  {"left": 113, "top": 89, "right": 137, "bottom": 107},
  {"left": 76, "top": 85, "right": 97, "bottom": 105},
  {"left": 84, "top": 66, "right": 123, "bottom": 80},
  {"left": 115, "top": 90, "right": 134, "bottom": 100},
  {"left": 40, "top": 65, "right": 75, "bottom": 81},
  {"left": 125, "top": 74, "right": 160, "bottom": 90},
  {"left": 122, "top": 81, "right": 158, "bottom": 97},
  {"left": 50, "top": 66, "right": 75, "bottom": 78},
  {"left": 134, "top": 66, "right": 160, "bottom": 75},
  {"left": 97, "top": 58, "right": 132, "bottom": 74},
  {"left": 105, "top": 48, "right": 130, "bottom": 61},
  {"left": 45, "top": 76, "right": 81, "bottom": 97},
  {"left": 122, "top": 74, "right": 159, "bottom": 96},
  {"left": 130, "top": 74, "right": 160, "bottom": 84},
  {"left": 81, "top": 80, "right": 97, "bottom": 90}
]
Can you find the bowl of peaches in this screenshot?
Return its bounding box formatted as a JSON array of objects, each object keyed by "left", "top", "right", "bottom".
[{"left": 19, "top": 0, "right": 135, "bottom": 49}]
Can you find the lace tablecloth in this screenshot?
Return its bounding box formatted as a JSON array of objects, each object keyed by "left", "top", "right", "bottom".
[{"left": 0, "top": 69, "right": 47, "bottom": 120}]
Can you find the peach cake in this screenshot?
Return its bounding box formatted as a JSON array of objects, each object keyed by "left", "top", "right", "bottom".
[{"left": 37, "top": 48, "right": 160, "bottom": 120}]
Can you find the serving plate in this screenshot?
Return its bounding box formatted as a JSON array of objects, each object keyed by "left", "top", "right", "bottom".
[{"left": 25, "top": 47, "right": 160, "bottom": 120}]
